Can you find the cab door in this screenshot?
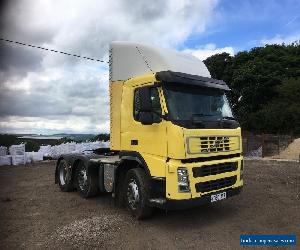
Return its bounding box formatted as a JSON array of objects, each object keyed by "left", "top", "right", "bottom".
[{"left": 121, "top": 84, "right": 167, "bottom": 157}]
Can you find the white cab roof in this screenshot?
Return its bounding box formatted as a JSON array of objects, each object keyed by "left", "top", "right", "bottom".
[{"left": 109, "top": 41, "right": 211, "bottom": 81}]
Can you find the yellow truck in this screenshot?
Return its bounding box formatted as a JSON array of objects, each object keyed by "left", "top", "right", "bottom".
[{"left": 55, "top": 42, "right": 243, "bottom": 219}]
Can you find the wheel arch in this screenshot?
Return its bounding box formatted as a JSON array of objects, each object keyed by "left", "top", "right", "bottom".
[
  {"left": 116, "top": 159, "right": 141, "bottom": 177},
  {"left": 114, "top": 153, "right": 150, "bottom": 206},
  {"left": 118, "top": 151, "right": 151, "bottom": 177}
]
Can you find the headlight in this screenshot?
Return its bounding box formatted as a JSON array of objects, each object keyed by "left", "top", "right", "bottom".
[{"left": 177, "top": 167, "right": 190, "bottom": 192}]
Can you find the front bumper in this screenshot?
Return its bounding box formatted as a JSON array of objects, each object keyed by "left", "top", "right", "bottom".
[
  {"left": 150, "top": 186, "right": 242, "bottom": 210},
  {"left": 166, "top": 155, "right": 243, "bottom": 200}
]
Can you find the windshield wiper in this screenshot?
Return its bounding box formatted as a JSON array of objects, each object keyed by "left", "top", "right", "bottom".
[
  {"left": 221, "top": 116, "right": 236, "bottom": 121},
  {"left": 192, "top": 113, "right": 215, "bottom": 117},
  {"left": 190, "top": 114, "right": 207, "bottom": 127},
  {"left": 219, "top": 116, "right": 239, "bottom": 128}
]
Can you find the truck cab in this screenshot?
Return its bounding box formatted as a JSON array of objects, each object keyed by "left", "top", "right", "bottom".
[{"left": 55, "top": 42, "right": 243, "bottom": 219}]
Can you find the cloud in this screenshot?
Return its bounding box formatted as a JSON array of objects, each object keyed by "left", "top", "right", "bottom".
[
  {"left": 0, "top": 0, "right": 218, "bottom": 134},
  {"left": 183, "top": 43, "right": 234, "bottom": 61},
  {"left": 0, "top": 116, "right": 110, "bottom": 134},
  {"left": 260, "top": 34, "right": 300, "bottom": 45}
]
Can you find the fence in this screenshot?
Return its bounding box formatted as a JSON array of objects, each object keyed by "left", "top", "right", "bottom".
[{"left": 242, "top": 132, "right": 295, "bottom": 158}]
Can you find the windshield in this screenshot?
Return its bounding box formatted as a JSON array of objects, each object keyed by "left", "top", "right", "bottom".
[{"left": 164, "top": 84, "right": 234, "bottom": 123}]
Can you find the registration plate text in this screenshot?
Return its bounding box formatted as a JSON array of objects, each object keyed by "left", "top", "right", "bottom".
[{"left": 211, "top": 191, "right": 226, "bottom": 202}]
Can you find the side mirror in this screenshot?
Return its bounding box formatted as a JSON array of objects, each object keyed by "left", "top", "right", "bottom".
[
  {"left": 139, "top": 87, "right": 154, "bottom": 125},
  {"left": 139, "top": 111, "right": 154, "bottom": 125},
  {"left": 139, "top": 87, "right": 152, "bottom": 112}
]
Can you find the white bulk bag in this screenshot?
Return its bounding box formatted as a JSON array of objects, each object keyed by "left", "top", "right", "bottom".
[
  {"left": 9, "top": 144, "right": 25, "bottom": 155},
  {"left": 0, "top": 155, "right": 12, "bottom": 166},
  {"left": 32, "top": 152, "right": 43, "bottom": 162},
  {"left": 0, "top": 146, "right": 7, "bottom": 156},
  {"left": 11, "top": 155, "right": 26, "bottom": 165},
  {"left": 25, "top": 152, "right": 33, "bottom": 163},
  {"left": 38, "top": 145, "right": 51, "bottom": 156}
]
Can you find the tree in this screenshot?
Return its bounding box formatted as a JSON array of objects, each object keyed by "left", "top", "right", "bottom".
[
  {"left": 0, "top": 134, "right": 18, "bottom": 147},
  {"left": 204, "top": 42, "right": 300, "bottom": 134},
  {"left": 24, "top": 140, "right": 40, "bottom": 152}
]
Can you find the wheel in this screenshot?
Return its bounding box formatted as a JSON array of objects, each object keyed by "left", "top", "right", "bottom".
[
  {"left": 58, "top": 159, "right": 73, "bottom": 192},
  {"left": 75, "top": 161, "right": 98, "bottom": 198},
  {"left": 124, "top": 168, "right": 153, "bottom": 220}
]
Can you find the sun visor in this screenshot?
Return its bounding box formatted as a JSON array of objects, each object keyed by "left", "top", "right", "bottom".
[{"left": 155, "top": 71, "right": 230, "bottom": 91}]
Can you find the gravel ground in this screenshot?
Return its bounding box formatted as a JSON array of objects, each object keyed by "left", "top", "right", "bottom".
[{"left": 0, "top": 159, "right": 299, "bottom": 249}]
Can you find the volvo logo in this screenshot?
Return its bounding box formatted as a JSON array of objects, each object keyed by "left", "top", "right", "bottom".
[
  {"left": 201, "top": 136, "right": 229, "bottom": 153},
  {"left": 210, "top": 139, "right": 222, "bottom": 149},
  {"left": 211, "top": 137, "right": 229, "bottom": 149}
]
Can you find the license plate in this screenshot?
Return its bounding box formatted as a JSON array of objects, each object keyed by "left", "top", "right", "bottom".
[{"left": 211, "top": 191, "right": 226, "bottom": 202}]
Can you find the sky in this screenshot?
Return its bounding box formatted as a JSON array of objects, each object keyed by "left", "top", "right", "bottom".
[{"left": 0, "top": 0, "right": 299, "bottom": 134}]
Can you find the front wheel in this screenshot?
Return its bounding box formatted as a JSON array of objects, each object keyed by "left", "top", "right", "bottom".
[
  {"left": 124, "top": 168, "right": 153, "bottom": 220},
  {"left": 75, "top": 161, "right": 98, "bottom": 198}
]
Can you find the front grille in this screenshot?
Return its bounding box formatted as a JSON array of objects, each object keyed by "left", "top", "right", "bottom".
[
  {"left": 199, "top": 136, "right": 230, "bottom": 153},
  {"left": 186, "top": 136, "right": 240, "bottom": 155},
  {"left": 182, "top": 153, "right": 241, "bottom": 164},
  {"left": 195, "top": 176, "right": 237, "bottom": 193},
  {"left": 192, "top": 162, "right": 238, "bottom": 177}
]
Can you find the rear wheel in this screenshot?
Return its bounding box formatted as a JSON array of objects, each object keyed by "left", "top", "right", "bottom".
[
  {"left": 58, "top": 160, "right": 73, "bottom": 192},
  {"left": 124, "top": 168, "right": 153, "bottom": 220},
  {"left": 75, "top": 161, "right": 98, "bottom": 198}
]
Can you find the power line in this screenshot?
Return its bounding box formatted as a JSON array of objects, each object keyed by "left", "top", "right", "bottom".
[{"left": 0, "top": 37, "right": 108, "bottom": 63}]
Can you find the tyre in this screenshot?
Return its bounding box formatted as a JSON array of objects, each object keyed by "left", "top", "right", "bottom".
[
  {"left": 124, "top": 168, "right": 153, "bottom": 220},
  {"left": 58, "top": 159, "right": 73, "bottom": 192},
  {"left": 75, "top": 161, "right": 98, "bottom": 198}
]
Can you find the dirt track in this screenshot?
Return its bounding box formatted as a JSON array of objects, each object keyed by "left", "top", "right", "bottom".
[{"left": 0, "top": 160, "right": 299, "bottom": 249}]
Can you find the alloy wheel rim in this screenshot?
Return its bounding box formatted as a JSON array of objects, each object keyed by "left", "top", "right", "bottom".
[
  {"left": 59, "top": 163, "right": 68, "bottom": 185},
  {"left": 77, "top": 164, "right": 88, "bottom": 191},
  {"left": 127, "top": 178, "right": 140, "bottom": 210}
]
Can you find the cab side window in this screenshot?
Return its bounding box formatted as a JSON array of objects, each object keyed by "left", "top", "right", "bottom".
[{"left": 134, "top": 87, "right": 162, "bottom": 123}]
